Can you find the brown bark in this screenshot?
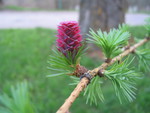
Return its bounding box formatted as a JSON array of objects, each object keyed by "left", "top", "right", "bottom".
[
  {"left": 79, "top": 0, "right": 128, "bottom": 38},
  {"left": 0, "top": 0, "right": 2, "bottom": 5},
  {"left": 56, "top": 38, "right": 150, "bottom": 113}
]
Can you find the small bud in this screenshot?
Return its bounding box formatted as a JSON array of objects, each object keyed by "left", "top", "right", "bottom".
[{"left": 98, "top": 70, "right": 104, "bottom": 77}]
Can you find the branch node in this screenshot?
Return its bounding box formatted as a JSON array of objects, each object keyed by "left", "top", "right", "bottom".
[
  {"left": 124, "top": 45, "right": 130, "bottom": 50},
  {"left": 72, "top": 64, "right": 88, "bottom": 77},
  {"left": 146, "top": 37, "right": 150, "bottom": 40},
  {"left": 97, "top": 69, "right": 104, "bottom": 77},
  {"left": 105, "top": 58, "right": 112, "bottom": 63},
  {"left": 80, "top": 72, "right": 92, "bottom": 84},
  {"left": 131, "top": 49, "right": 135, "bottom": 54}
]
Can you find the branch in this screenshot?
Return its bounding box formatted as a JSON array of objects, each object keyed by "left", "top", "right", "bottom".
[{"left": 56, "top": 38, "right": 150, "bottom": 113}]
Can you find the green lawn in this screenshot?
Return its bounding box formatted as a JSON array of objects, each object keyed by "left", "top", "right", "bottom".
[
  {"left": 0, "top": 26, "right": 150, "bottom": 113},
  {"left": 0, "top": 5, "right": 45, "bottom": 11},
  {"left": 0, "top": 5, "right": 76, "bottom": 12}
]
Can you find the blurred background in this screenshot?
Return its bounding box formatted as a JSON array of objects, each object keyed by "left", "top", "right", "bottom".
[{"left": 0, "top": 0, "right": 150, "bottom": 113}]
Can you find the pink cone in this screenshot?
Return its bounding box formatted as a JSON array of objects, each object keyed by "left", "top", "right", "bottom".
[{"left": 56, "top": 21, "right": 82, "bottom": 58}]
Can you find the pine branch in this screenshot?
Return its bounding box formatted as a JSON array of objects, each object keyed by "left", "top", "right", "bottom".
[{"left": 56, "top": 37, "right": 150, "bottom": 113}]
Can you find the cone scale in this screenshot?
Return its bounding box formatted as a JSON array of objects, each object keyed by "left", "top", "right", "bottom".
[{"left": 56, "top": 21, "right": 82, "bottom": 59}]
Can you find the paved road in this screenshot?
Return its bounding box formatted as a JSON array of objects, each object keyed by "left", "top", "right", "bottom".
[{"left": 0, "top": 11, "right": 149, "bottom": 29}]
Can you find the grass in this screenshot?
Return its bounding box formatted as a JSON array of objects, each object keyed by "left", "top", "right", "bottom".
[
  {"left": 0, "top": 5, "right": 44, "bottom": 11},
  {"left": 128, "top": 10, "right": 150, "bottom": 15},
  {"left": 0, "top": 26, "right": 150, "bottom": 113},
  {"left": 0, "top": 5, "right": 77, "bottom": 12}
]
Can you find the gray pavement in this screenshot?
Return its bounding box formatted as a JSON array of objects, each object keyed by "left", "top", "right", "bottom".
[{"left": 0, "top": 11, "right": 149, "bottom": 29}]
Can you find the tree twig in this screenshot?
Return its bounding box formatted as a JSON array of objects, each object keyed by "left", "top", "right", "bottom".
[{"left": 56, "top": 38, "right": 150, "bottom": 113}]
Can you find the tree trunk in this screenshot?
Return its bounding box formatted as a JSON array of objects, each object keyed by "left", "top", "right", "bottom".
[
  {"left": 79, "top": 0, "right": 128, "bottom": 38},
  {"left": 0, "top": 0, "right": 2, "bottom": 5}
]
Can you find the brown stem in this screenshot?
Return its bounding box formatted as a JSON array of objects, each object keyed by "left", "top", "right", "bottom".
[{"left": 56, "top": 38, "right": 149, "bottom": 113}]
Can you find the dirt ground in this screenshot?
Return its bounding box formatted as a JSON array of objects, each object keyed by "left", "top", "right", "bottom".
[{"left": 0, "top": 11, "right": 149, "bottom": 29}]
